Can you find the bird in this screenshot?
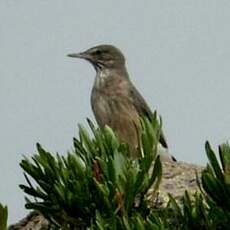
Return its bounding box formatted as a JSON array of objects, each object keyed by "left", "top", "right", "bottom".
[{"left": 67, "top": 44, "right": 175, "bottom": 161}]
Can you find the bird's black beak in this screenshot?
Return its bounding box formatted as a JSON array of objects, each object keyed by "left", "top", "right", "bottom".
[{"left": 67, "top": 52, "right": 90, "bottom": 60}]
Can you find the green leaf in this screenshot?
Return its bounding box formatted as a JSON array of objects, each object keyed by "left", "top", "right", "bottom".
[
  {"left": 0, "top": 204, "right": 8, "bottom": 230},
  {"left": 219, "top": 143, "right": 230, "bottom": 184},
  {"left": 205, "top": 142, "right": 225, "bottom": 182}
]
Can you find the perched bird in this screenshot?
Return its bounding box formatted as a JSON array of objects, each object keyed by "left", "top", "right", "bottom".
[{"left": 68, "top": 45, "right": 175, "bottom": 160}]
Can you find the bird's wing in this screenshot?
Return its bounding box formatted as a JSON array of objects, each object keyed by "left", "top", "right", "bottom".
[{"left": 129, "top": 84, "right": 168, "bottom": 149}]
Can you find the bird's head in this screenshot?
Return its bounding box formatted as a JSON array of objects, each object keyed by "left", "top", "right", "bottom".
[{"left": 67, "top": 44, "right": 126, "bottom": 70}]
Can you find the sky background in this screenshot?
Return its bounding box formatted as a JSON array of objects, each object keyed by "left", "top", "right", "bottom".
[{"left": 1, "top": 0, "right": 230, "bottom": 224}]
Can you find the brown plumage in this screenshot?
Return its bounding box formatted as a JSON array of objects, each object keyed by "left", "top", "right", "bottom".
[{"left": 68, "top": 44, "right": 172, "bottom": 159}]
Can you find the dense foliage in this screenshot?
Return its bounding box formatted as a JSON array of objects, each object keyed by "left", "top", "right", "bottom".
[
  {"left": 19, "top": 115, "right": 163, "bottom": 229},
  {"left": 2, "top": 114, "right": 230, "bottom": 229}
]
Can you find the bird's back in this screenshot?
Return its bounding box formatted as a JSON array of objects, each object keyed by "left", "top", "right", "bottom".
[
  {"left": 91, "top": 69, "right": 142, "bottom": 157},
  {"left": 91, "top": 68, "right": 169, "bottom": 158}
]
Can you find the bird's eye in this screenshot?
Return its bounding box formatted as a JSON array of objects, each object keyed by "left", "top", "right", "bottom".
[{"left": 94, "top": 50, "right": 102, "bottom": 55}]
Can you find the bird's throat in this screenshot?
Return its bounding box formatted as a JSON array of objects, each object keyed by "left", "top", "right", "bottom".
[{"left": 94, "top": 68, "right": 111, "bottom": 89}]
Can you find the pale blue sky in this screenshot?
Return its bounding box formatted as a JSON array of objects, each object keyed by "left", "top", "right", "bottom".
[{"left": 1, "top": 0, "right": 230, "bottom": 224}]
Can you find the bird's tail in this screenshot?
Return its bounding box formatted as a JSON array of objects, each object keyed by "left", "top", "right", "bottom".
[{"left": 157, "top": 144, "right": 176, "bottom": 162}]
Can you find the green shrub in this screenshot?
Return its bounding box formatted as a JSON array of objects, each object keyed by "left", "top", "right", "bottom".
[
  {"left": 20, "top": 115, "right": 163, "bottom": 229},
  {"left": 19, "top": 114, "right": 230, "bottom": 229}
]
